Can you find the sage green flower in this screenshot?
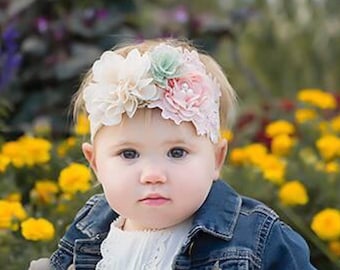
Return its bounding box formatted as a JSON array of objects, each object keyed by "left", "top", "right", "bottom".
[{"left": 150, "top": 44, "right": 182, "bottom": 86}]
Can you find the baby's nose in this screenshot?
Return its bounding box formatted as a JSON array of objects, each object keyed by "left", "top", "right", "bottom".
[{"left": 140, "top": 165, "right": 167, "bottom": 184}]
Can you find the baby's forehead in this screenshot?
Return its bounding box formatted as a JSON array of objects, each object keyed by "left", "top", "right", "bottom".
[{"left": 120, "top": 108, "right": 196, "bottom": 134}]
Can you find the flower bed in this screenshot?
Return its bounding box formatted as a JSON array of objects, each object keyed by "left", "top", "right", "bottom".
[
  {"left": 0, "top": 88, "right": 339, "bottom": 268},
  {"left": 224, "top": 88, "right": 340, "bottom": 269}
]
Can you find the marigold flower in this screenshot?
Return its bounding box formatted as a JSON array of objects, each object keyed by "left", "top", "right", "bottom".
[
  {"left": 21, "top": 218, "right": 55, "bottom": 241},
  {"left": 265, "top": 120, "right": 295, "bottom": 138},
  {"left": 329, "top": 241, "right": 340, "bottom": 257},
  {"left": 318, "top": 121, "right": 333, "bottom": 135},
  {"left": 271, "top": 134, "right": 294, "bottom": 156},
  {"left": 220, "top": 129, "right": 233, "bottom": 142},
  {"left": 58, "top": 163, "right": 92, "bottom": 195},
  {"left": 316, "top": 135, "right": 340, "bottom": 160},
  {"left": 311, "top": 208, "right": 340, "bottom": 241},
  {"left": 1, "top": 141, "right": 27, "bottom": 167},
  {"left": 324, "top": 162, "right": 339, "bottom": 174},
  {"left": 279, "top": 181, "right": 309, "bottom": 206},
  {"left": 229, "top": 148, "right": 247, "bottom": 165},
  {"left": 57, "top": 137, "right": 76, "bottom": 157},
  {"left": 331, "top": 115, "right": 340, "bottom": 133},
  {"left": 297, "top": 88, "right": 336, "bottom": 110},
  {"left": 74, "top": 113, "right": 90, "bottom": 135},
  {"left": 31, "top": 180, "right": 59, "bottom": 204},
  {"left": 0, "top": 200, "right": 27, "bottom": 229},
  {"left": 4, "top": 192, "right": 22, "bottom": 202},
  {"left": 243, "top": 143, "right": 268, "bottom": 166},
  {"left": 294, "top": 108, "right": 317, "bottom": 123},
  {"left": 0, "top": 154, "right": 10, "bottom": 172},
  {"left": 1, "top": 136, "right": 51, "bottom": 167},
  {"left": 19, "top": 136, "right": 52, "bottom": 165},
  {"left": 258, "top": 154, "right": 286, "bottom": 185}
]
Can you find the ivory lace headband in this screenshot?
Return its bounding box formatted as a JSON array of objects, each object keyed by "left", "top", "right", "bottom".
[{"left": 83, "top": 43, "right": 221, "bottom": 143}]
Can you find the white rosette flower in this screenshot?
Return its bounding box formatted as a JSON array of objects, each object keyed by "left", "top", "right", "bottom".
[{"left": 83, "top": 49, "right": 159, "bottom": 139}]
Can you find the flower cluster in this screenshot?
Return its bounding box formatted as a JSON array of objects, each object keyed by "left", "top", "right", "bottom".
[
  {"left": 0, "top": 114, "right": 93, "bottom": 249},
  {"left": 83, "top": 43, "right": 221, "bottom": 143},
  {"left": 1, "top": 136, "right": 51, "bottom": 168},
  {"left": 224, "top": 88, "right": 340, "bottom": 263}
]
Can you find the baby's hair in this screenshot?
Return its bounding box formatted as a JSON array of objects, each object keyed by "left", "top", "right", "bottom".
[{"left": 72, "top": 38, "right": 237, "bottom": 134}]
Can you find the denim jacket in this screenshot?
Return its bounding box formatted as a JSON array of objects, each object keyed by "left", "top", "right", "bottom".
[{"left": 49, "top": 180, "right": 317, "bottom": 269}]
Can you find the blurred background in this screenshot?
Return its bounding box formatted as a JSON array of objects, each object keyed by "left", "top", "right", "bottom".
[
  {"left": 1, "top": 0, "right": 339, "bottom": 137},
  {"left": 1, "top": 0, "right": 340, "bottom": 269}
]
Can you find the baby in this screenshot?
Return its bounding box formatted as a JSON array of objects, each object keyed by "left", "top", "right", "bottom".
[{"left": 29, "top": 39, "right": 317, "bottom": 269}]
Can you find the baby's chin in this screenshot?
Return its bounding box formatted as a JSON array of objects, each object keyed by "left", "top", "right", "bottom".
[{"left": 123, "top": 217, "right": 189, "bottom": 231}]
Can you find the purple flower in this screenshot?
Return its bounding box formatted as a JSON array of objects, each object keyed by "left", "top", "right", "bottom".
[
  {"left": 0, "top": 25, "right": 22, "bottom": 92},
  {"left": 173, "top": 5, "right": 189, "bottom": 23},
  {"left": 35, "top": 17, "right": 49, "bottom": 34}
]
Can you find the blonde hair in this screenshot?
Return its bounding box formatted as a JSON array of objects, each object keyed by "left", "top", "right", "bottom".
[{"left": 72, "top": 38, "right": 237, "bottom": 132}]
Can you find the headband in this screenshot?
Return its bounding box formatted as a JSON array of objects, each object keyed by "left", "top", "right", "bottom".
[{"left": 83, "top": 43, "right": 221, "bottom": 143}]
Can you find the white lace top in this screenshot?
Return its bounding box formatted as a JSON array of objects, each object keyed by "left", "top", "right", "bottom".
[{"left": 95, "top": 217, "right": 192, "bottom": 270}]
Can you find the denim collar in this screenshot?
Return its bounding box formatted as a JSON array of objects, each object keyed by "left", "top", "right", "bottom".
[{"left": 186, "top": 180, "right": 242, "bottom": 243}]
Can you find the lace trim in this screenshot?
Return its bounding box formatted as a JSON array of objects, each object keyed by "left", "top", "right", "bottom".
[{"left": 96, "top": 217, "right": 174, "bottom": 270}]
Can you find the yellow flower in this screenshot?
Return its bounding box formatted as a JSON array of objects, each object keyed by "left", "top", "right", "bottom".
[
  {"left": 294, "top": 108, "right": 317, "bottom": 123},
  {"left": 324, "top": 162, "right": 339, "bottom": 174},
  {"left": 19, "top": 136, "right": 52, "bottom": 166},
  {"left": 4, "top": 192, "right": 22, "bottom": 202},
  {"left": 265, "top": 120, "right": 295, "bottom": 138},
  {"left": 260, "top": 155, "right": 285, "bottom": 180},
  {"left": 318, "top": 121, "right": 333, "bottom": 136},
  {"left": 21, "top": 218, "right": 55, "bottom": 241},
  {"left": 331, "top": 115, "right": 340, "bottom": 133},
  {"left": 1, "top": 136, "right": 52, "bottom": 167},
  {"left": 74, "top": 113, "right": 90, "bottom": 135},
  {"left": 279, "top": 181, "right": 309, "bottom": 206},
  {"left": 58, "top": 163, "right": 92, "bottom": 195},
  {"left": 0, "top": 154, "right": 10, "bottom": 172},
  {"left": 316, "top": 135, "right": 340, "bottom": 160},
  {"left": 229, "top": 148, "right": 247, "bottom": 165},
  {"left": 311, "top": 208, "right": 340, "bottom": 241},
  {"left": 0, "top": 200, "right": 27, "bottom": 230},
  {"left": 243, "top": 143, "right": 268, "bottom": 166},
  {"left": 57, "top": 137, "right": 76, "bottom": 157},
  {"left": 297, "top": 88, "right": 336, "bottom": 110},
  {"left": 220, "top": 129, "right": 233, "bottom": 141},
  {"left": 271, "top": 134, "right": 295, "bottom": 156},
  {"left": 1, "top": 141, "right": 27, "bottom": 168},
  {"left": 329, "top": 241, "right": 340, "bottom": 257},
  {"left": 258, "top": 154, "right": 286, "bottom": 185},
  {"left": 31, "top": 180, "right": 59, "bottom": 204}
]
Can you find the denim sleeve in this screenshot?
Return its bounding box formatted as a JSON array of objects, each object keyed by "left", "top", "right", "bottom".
[
  {"left": 49, "top": 194, "right": 104, "bottom": 270},
  {"left": 263, "top": 220, "right": 317, "bottom": 270}
]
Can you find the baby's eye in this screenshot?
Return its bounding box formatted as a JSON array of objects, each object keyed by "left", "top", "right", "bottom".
[
  {"left": 120, "top": 149, "right": 140, "bottom": 159},
  {"left": 167, "top": 147, "right": 188, "bottom": 159}
]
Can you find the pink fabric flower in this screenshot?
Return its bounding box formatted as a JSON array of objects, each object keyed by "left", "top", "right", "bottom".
[{"left": 148, "top": 72, "right": 220, "bottom": 142}]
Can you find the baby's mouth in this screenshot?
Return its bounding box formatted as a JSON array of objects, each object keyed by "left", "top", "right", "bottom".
[{"left": 139, "top": 194, "right": 170, "bottom": 206}]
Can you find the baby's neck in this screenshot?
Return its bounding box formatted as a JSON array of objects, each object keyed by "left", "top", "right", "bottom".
[{"left": 122, "top": 218, "right": 162, "bottom": 232}]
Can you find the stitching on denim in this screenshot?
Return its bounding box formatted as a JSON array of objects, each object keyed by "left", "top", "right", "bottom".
[
  {"left": 254, "top": 212, "right": 278, "bottom": 269},
  {"left": 189, "top": 248, "right": 261, "bottom": 268}
]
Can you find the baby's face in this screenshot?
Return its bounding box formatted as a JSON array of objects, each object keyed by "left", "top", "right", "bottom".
[{"left": 83, "top": 108, "right": 226, "bottom": 230}]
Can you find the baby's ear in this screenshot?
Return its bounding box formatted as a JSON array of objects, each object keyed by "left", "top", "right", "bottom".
[
  {"left": 82, "top": 142, "right": 97, "bottom": 174},
  {"left": 213, "top": 139, "right": 228, "bottom": 180}
]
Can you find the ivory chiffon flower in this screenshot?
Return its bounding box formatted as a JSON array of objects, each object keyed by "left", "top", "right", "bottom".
[{"left": 84, "top": 49, "right": 159, "bottom": 138}]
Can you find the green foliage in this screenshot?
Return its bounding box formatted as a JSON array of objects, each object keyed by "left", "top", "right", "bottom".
[{"left": 1, "top": 0, "right": 340, "bottom": 269}]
